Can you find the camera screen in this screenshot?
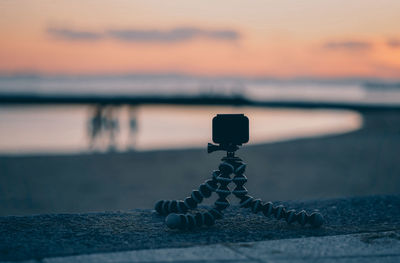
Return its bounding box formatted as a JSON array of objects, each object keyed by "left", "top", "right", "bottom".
[{"left": 212, "top": 114, "right": 249, "bottom": 145}]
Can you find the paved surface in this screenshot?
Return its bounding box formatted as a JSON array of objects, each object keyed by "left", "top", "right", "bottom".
[
  {"left": 0, "top": 195, "right": 399, "bottom": 262},
  {"left": 3, "top": 231, "right": 400, "bottom": 263}
]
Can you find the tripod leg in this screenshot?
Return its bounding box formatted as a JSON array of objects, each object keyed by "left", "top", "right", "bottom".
[
  {"left": 164, "top": 161, "right": 234, "bottom": 230},
  {"left": 154, "top": 170, "right": 219, "bottom": 216},
  {"left": 239, "top": 196, "right": 324, "bottom": 228},
  {"left": 231, "top": 164, "right": 324, "bottom": 228}
]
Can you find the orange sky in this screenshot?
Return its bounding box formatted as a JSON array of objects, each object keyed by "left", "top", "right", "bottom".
[{"left": 1, "top": 0, "right": 400, "bottom": 78}]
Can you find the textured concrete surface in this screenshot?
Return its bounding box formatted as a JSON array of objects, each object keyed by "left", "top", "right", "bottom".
[
  {"left": 3, "top": 231, "right": 400, "bottom": 263},
  {"left": 0, "top": 195, "right": 399, "bottom": 262},
  {"left": 229, "top": 231, "right": 400, "bottom": 261},
  {"left": 43, "top": 244, "right": 248, "bottom": 263}
]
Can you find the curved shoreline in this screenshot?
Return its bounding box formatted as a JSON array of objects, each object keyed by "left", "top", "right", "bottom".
[{"left": 0, "top": 106, "right": 362, "bottom": 154}]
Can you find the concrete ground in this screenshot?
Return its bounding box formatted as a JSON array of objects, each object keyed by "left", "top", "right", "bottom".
[
  {"left": 1, "top": 195, "right": 399, "bottom": 262},
  {"left": 10, "top": 231, "right": 400, "bottom": 263}
]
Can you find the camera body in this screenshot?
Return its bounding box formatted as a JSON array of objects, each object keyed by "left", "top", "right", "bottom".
[{"left": 212, "top": 114, "right": 249, "bottom": 146}]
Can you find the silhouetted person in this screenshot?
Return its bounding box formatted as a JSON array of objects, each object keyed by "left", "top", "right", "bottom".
[
  {"left": 128, "top": 106, "right": 138, "bottom": 151},
  {"left": 104, "top": 106, "right": 120, "bottom": 152},
  {"left": 88, "top": 105, "right": 105, "bottom": 151}
]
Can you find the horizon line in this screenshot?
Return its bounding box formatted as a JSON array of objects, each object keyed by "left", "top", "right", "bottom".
[{"left": 0, "top": 72, "right": 399, "bottom": 82}]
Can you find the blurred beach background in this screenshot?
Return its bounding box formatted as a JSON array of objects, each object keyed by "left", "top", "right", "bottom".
[{"left": 0, "top": 0, "right": 399, "bottom": 216}]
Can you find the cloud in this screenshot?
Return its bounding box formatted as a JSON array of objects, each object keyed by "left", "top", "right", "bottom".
[
  {"left": 323, "top": 40, "right": 372, "bottom": 51},
  {"left": 47, "top": 27, "right": 103, "bottom": 41},
  {"left": 47, "top": 26, "right": 240, "bottom": 43},
  {"left": 107, "top": 27, "right": 239, "bottom": 42},
  {"left": 387, "top": 39, "right": 400, "bottom": 48}
]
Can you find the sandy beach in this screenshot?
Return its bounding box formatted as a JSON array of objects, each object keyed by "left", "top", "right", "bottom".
[{"left": 0, "top": 109, "right": 399, "bottom": 216}]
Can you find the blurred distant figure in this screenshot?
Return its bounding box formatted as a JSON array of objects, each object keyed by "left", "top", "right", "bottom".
[
  {"left": 128, "top": 106, "right": 138, "bottom": 151},
  {"left": 104, "top": 106, "right": 120, "bottom": 152},
  {"left": 87, "top": 105, "right": 120, "bottom": 152},
  {"left": 88, "top": 105, "right": 105, "bottom": 151}
]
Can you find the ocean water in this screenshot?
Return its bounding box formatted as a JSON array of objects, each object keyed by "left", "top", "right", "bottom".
[
  {"left": 1, "top": 75, "right": 400, "bottom": 104},
  {"left": 0, "top": 104, "right": 362, "bottom": 154},
  {"left": 0, "top": 75, "right": 398, "bottom": 154}
]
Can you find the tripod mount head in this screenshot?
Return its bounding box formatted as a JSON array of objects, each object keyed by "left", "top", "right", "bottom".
[
  {"left": 207, "top": 142, "right": 240, "bottom": 154},
  {"left": 207, "top": 114, "right": 249, "bottom": 156}
]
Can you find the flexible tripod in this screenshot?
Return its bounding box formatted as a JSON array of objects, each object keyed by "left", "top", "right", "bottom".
[{"left": 155, "top": 143, "right": 324, "bottom": 230}]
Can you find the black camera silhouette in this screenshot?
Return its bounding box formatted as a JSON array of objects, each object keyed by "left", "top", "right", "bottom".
[
  {"left": 213, "top": 114, "right": 249, "bottom": 145},
  {"left": 208, "top": 114, "right": 249, "bottom": 154}
]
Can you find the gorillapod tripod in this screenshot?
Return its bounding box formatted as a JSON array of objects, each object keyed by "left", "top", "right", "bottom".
[{"left": 155, "top": 143, "right": 324, "bottom": 230}]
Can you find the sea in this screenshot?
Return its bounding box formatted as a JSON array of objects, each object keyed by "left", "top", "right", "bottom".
[{"left": 0, "top": 75, "right": 399, "bottom": 154}]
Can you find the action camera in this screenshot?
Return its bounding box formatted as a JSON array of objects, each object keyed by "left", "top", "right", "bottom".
[{"left": 212, "top": 114, "right": 249, "bottom": 146}]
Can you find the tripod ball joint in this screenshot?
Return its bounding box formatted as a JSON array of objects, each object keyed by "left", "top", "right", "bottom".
[
  {"left": 219, "top": 162, "right": 234, "bottom": 174},
  {"left": 166, "top": 210, "right": 220, "bottom": 230},
  {"left": 154, "top": 200, "right": 188, "bottom": 215},
  {"left": 309, "top": 211, "right": 324, "bottom": 228}
]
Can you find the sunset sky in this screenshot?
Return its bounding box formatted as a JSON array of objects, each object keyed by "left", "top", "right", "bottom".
[{"left": 1, "top": 0, "right": 400, "bottom": 78}]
